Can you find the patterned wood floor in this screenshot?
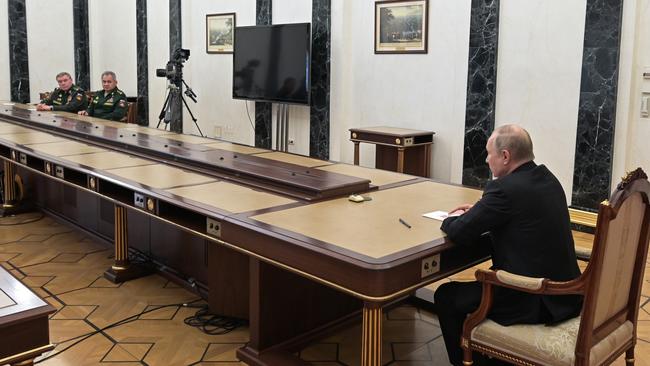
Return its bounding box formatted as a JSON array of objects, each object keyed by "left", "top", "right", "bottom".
[{"left": 0, "top": 212, "right": 648, "bottom": 365}]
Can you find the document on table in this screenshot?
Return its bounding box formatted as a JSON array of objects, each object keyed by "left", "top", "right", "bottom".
[{"left": 422, "top": 210, "right": 449, "bottom": 221}]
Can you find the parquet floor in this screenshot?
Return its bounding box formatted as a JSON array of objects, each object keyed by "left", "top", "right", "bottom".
[{"left": 1, "top": 212, "right": 648, "bottom": 365}]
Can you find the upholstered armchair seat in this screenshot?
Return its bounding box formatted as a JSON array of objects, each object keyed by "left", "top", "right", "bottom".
[{"left": 471, "top": 317, "right": 633, "bottom": 366}]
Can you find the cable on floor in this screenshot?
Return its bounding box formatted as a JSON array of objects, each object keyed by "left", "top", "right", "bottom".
[{"left": 183, "top": 304, "right": 248, "bottom": 335}]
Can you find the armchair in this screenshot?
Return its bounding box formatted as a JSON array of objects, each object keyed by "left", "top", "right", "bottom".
[{"left": 461, "top": 168, "right": 650, "bottom": 366}]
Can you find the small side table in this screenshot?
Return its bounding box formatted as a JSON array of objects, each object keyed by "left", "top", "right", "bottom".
[{"left": 350, "top": 126, "right": 434, "bottom": 178}]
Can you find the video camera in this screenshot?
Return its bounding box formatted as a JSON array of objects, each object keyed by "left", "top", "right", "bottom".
[{"left": 156, "top": 48, "right": 190, "bottom": 83}]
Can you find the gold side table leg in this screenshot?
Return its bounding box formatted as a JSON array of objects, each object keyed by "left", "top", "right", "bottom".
[
  {"left": 361, "top": 302, "right": 382, "bottom": 366},
  {"left": 104, "top": 204, "right": 151, "bottom": 283}
]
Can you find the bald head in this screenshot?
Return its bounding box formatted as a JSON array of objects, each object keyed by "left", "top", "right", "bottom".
[
  {"left": 485, "top": 124, "right": 535, "bottom": 178},
  {"left": 492, "top": 124, "right": 535, "bottom": 163}
]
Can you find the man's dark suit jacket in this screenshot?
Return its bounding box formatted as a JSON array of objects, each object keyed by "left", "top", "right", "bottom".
[{"left": 441, "top": 161, "right": 582, "bottom": 325}]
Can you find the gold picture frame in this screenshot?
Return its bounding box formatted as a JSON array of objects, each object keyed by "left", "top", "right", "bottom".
[
  {"left": 206, "top": 12, "right": 236, "bottom": 54},
  {"left": 375, "top": 0, "right": 428, "bottom": 54}
]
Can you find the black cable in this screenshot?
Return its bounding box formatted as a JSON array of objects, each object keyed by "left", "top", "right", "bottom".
[
  {"left": 35, "top": 300, "right": 202, "bottom": 364},
  {"left": 183, "top": 305, "right": 248, "bottom": 335}
]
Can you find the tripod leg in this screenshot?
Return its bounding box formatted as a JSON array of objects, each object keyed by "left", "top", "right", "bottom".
[
  {"left": 180, "top": 95, "right": 203, "bottom": 137},
  {"left": 156, "top": 89, "right": 172, "bottom": 129}
]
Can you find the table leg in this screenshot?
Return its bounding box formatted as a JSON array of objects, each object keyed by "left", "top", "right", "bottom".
[
  {"left": 361, "top": 302, "right": 382, "bottom": 366},
  {"left": 396, "top": 147, "right": 405, "bottom": 173},
  {"left": 424, "top": 144, "right": 432, "bottom": 178},
  {"left": 2, "top": 160, "right": 17, "bottom": 209},
  {"left": 104, "top": 204, "right": 151, "bottom": 283},
  {"left": 354, "top": 142, "right": 360, "bottom": 165}
]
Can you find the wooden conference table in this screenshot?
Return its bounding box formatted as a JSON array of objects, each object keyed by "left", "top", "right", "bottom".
[{"left": 0, "top": 102, "right": 487, "bottom": 366}]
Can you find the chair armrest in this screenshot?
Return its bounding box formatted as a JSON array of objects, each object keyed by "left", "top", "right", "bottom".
[
  {"left": 575, "top": 245, "right": 592, "bottom": 261},
  {"left": 475, "top": 269, "right": 584, "bottom": 295}
]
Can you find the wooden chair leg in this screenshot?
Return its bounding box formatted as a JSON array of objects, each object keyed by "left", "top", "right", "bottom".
[
  {"left": 626, "top": 347, "right": 635, "bottom": 365},
  {"left": 463, "top": 348, "right": 473, "bottom": 365}
]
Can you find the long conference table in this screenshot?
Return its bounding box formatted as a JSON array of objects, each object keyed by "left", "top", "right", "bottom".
[{"left": 0, "top": 102, "right": 488, "bottom": 366}]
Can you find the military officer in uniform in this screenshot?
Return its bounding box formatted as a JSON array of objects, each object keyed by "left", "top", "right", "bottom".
[
  {"left": 36, "top": 72, "right": 88, "bottom": 112},
  {"left": 79, "top": 71, "right": 128, "bottom": 121}
]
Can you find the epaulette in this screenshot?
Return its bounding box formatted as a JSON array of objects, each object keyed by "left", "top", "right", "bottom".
[{"left": 116, "top": 89, "right": 125, "bottom": 96}]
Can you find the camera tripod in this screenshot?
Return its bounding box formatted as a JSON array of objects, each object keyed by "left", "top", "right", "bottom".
[{"left": 156, "top": 79, "right": 203, "bottom": 137}]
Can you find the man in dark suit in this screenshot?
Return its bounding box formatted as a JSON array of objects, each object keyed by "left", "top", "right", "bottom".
[{"left": 435, "top": 124, "right": 582, "bottom": 366}]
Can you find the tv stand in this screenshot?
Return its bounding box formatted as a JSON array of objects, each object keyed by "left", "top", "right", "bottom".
[{"left": 275, "top": 103, "right": 290, "bottom": 152}]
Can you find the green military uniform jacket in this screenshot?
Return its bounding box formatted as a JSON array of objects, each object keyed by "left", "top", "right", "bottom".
[
  {"left": 86, "top": 88, "right": 128, "bottom": 122},
  {"left": 41, "top": 85, "right": 88, "bottom": 112}
]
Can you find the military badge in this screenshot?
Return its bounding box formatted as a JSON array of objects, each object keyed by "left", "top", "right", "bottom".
[
  {"left": 76, "top": 94, "right": 83, "bottom": 101},
  {"left": 118, "top": 100, "right": 127, "bottom": 108},
  {"left": 67, "top": 95, "right": 73, "bottom": 102}
]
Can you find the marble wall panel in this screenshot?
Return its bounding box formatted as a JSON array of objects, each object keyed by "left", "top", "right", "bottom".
[
  {"left": 571, "top": 0, "right": 623, "bottom": 210},
  {"left": 168, "top": 0, "right": 182, "bottom": 132},
  {"left": 255, "top": 0, "right": 273, "bottom": 148},
  {"left": 73, "top": 0, "right": 89, "bottom": 91},
  {"left": 137, "top": 0, "right": 148, "bottom": 125},
  {"left": 462, "top": 0, "right": 500, "bottom": 187},
  {"left": 8, "top": 0, "right": 29, "bottom": 103},
  {"left": 309, "top": 0, "right": 330, "bottom": 160}
]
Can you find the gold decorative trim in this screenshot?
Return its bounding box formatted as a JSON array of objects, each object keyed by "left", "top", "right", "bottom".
[
  {"left": 89, "top": 176, "right": 96, "bottom": 190},
  {"left": 0, "top": 344, "right": 54, "bottom": 365},
  {"left": 568, "top": 208, "right": 598, "bottom": 228},
  {"left": 361, "top": 306, "right": 382, "bottom": 366},
  {"left": 395, "top": 138, "right": 401, "bottom": 145},
  {"left": 462, "top": 361, "right": 473, "bottom": 366},
  {"left": 146, "top": 198, "right": 155, "bottom": 212},
  {"left": 15, "top": 173, "right": 24, "bottom": 202},
  {"left": 470, "top": 342, "right": 536, "bottom": 366},
  {"left": 618, "top": 168, "right": 647, "bottom": 190},
  {"left": 352, "top": 132, "right": 357, "bottom": 139},
  {"left": 626, "top": 358, "right": 635, "bottom": 362}
]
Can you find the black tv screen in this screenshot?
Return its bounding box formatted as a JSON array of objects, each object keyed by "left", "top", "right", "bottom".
[{"left": 233, "top": 23, "right": 311, "bottom": 105}]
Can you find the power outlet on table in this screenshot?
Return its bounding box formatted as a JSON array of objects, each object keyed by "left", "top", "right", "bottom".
[
  {"left": 206, "top": 218, "right": 221, "bottom": 237},
  {"left": 421, "top": 254, "right": 440, "bottom": 278},
  {"left": 134, "top": 193, "right": 145, "bottom": 208}
]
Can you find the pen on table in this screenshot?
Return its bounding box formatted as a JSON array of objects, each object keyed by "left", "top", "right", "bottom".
[{"left": 399, "top": 218, "right": 412, "bottom": 229}]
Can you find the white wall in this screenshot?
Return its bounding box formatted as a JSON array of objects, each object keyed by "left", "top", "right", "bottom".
[
  {"left": 0, "top": 0, "right": 11, "bottom": 101},
  {"left": 495, "top": 0, "right": 587, "bottom": 202},
  {"left": 88, "top": 0, "right": 137, "bottom": 95},
  {"left": 180, "top": 0, "right": 256, "bottom": 144},
  {"left": 613, "top": 0, "right": 650, "bottom": 184},
  {"left": 330, "top": 0, "right": 472, "bottom": 184},
  {"left": 26, "top": 0, "right": 75, "bottom": 103},
  {"left": 147, "top": 0, "right": 170, "bottom": 127}
]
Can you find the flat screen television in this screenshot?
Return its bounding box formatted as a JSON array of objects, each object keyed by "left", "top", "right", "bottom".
[{"left": 233, "top": 23, "right": 311, "bottom": 105}]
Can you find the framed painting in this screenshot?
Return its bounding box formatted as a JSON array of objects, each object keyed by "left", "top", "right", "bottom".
[
  {"left": 375, "top": 0, "right": 428, "bottom": 54},
  {"left": 206, "top": 12, "right": 236, "bottom": 54}
]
